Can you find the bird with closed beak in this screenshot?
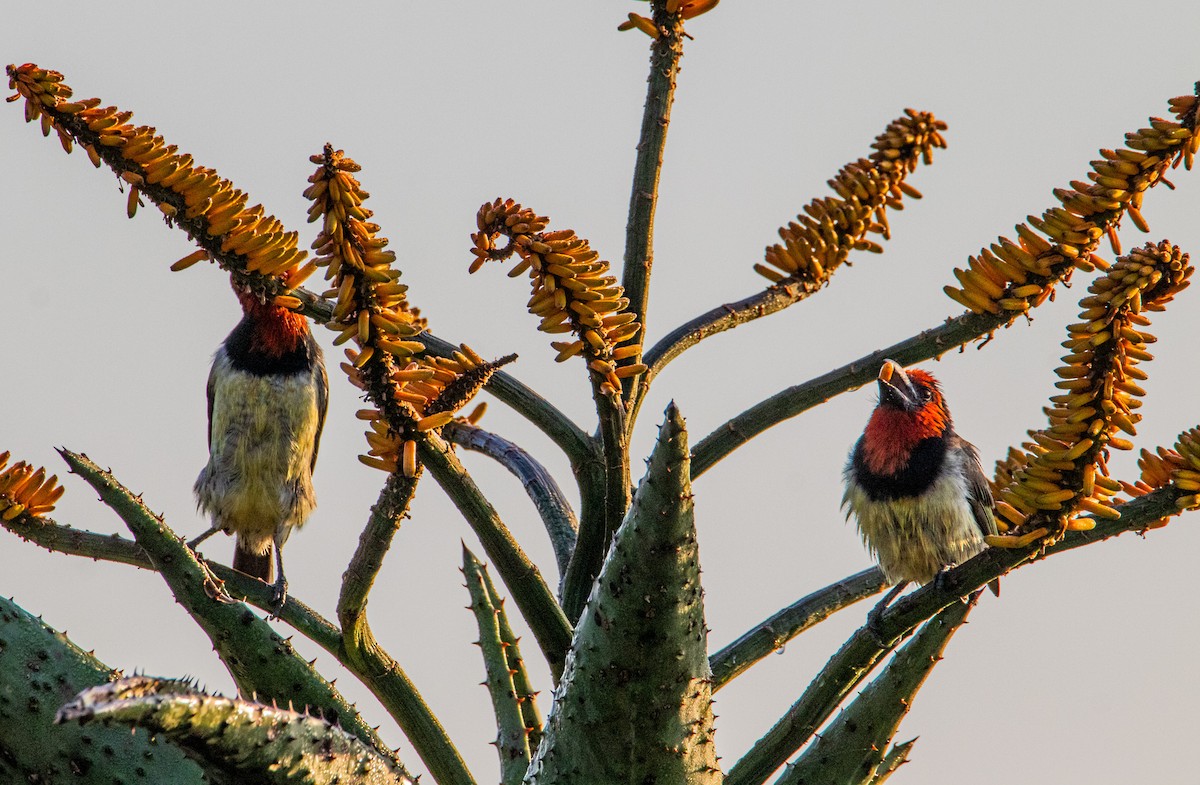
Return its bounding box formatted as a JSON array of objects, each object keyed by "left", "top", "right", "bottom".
[
  {"left": 192, "top": 287, "right": 328, "bottom": 609},
  {"left": 843, "top": 359, "right": 997, "bottom": 637}
]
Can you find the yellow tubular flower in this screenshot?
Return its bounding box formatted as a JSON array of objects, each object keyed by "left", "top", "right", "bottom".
[
  {"left": 470, "top": 199, "right": 643, "bottom": 396},
  {"left": 307, "top": 145, "right": 507, "bottom": 477},
  {"left": 4, "top": 63, "right": 307, "bottom": 297},
  {"left": 0, "top": 452, "right": 64, "bottom": 520},
  {"left": 620, "top": 1, "right": 719, "bottom": 35},
  {"left": 1114, "top": 430, "right": 1200, "bottom": 530},
  {"left": 946, "top": 92, "right": 1199, "bottom": 317},
  {"left": 760, "top": 110, "right": 948, "bottom": 288},
  {"left": 989, "top": 242, "right": 1192, "bottom": 545}
]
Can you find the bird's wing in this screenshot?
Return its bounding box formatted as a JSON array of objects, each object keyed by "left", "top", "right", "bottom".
[
  {"left": 956, "top": 436, "right": 998, "bottom": 537},
  {"left": 310, "top": 344, "right": 330, "bottom": 471},
  {"left": 205, "top": 353, "right": 219, "bottom": 451}
]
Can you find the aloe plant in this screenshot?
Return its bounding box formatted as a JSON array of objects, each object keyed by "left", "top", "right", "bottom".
[{"left": 3, "top": 3, "right": 1199, "bottom": 783}]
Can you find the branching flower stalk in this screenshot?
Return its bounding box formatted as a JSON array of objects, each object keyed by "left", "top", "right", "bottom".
[
  {"left": 303, "top": 145, "right": 487, "bottom": 785},
  {"left": 470, "top": 198, "right": 645, "bottom": 619},
  {"left": 307, "top": 144, "right": 504, "bottom": 483},
  {"left": 690, "top": 89, "right": 1200, "bottom": 478},
  {"left": 633, "top": 109, "right": 949, "bottom": 427},
  {"left": 308, "top": 172, "right": 576, "bottom": 674},
  {"left": 309, "top": 168, "right": 568, "bottom": 676},
  {"left": 6, "top": 20, "right": 1200, "bottom": 783},
  {"left": 990, "top": 242, "right": 1192, "bottom": 544}
]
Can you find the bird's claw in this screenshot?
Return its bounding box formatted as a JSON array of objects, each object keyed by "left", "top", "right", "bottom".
[
  {"left": 933, "top": 568, "right": 973, "bottom": 602},
  {"left": 866, "top": 605, "right": 890, "bottom": 647},
  {"left": 268, "top": 579, "right": 288, "bottom": 617},
  {"left": 198, "top": 562, "right": 236, "bottom": 604},
  {"left": 866, "top": 581, "right": 907, "bottom": 647}
]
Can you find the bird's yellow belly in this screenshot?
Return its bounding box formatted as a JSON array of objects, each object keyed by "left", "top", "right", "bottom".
[
  {"left": 846, "top": 473, "right": 986, "bottom": 586},
  {"left": 194, "top": 368, "right": 320, "bottom": 554}
]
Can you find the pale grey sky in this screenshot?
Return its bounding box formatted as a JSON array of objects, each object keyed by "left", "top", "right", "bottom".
[{"left": 3, "top": 3, "right": 1199, "bottom": 783}]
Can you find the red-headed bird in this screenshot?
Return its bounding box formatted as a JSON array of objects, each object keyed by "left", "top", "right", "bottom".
[
  {"left": 191, "top": 289, "right": 328, "bottom": 608},
  {"left": 843, "top": 359, "right": 996, "bottom": 634}
]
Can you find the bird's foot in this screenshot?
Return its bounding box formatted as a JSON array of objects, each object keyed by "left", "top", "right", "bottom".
[
  {"left": 933, "top": 568, "right": 974, "bottom": 603},
  {"left": 186, "top": 527, "right": 218, "bottom": 551},
  {"left": 269, "top": 578, "right": 288, "bottom": 617},
  {"left": 866, "top": 582, "right": 907, "bottom": 646},
  {"left": 866, "top": 604, "right": 890, "bottom": 647},
  {"left": 933, "top": 567, "right": 957, "bottom": 596},
  {"left": 197, "top": 561, "right": 235, "bottom": 604}
]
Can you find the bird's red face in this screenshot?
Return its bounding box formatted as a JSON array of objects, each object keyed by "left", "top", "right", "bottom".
[
  {"left": 237, "top": 289, "right": 310, "bottom": 359},
  {"left": 861, "top": 360, "right": 951, "bottom": 476}
]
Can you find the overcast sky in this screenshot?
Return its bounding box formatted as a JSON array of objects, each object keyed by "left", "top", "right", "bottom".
[{"left": 3, "top": 3, "right": 1200, "bottom": 784}]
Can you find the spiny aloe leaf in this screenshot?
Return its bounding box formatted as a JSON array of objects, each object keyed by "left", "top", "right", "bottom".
[
  {"left": 528, "top": 403, "right": 720, "bottom": 785},
  {"left": 0, "top": 595, "right": 207, "bottom": 784},
  {"left": 777, "top": 596, "right": 975, "bottom": 785},
  {"left": 57, "top": 676, "right": 413, "bottom": 785},
  {"left": 58, "top": 448, "right": 410, "bottom": 775}
]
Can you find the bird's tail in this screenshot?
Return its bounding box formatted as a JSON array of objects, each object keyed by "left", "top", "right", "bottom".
[{"left": 233, "top": 539, "right": 273, "bottom": 582}]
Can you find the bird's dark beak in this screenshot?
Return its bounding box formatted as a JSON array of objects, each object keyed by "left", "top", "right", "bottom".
[{"left": 876, "top": 359, "right": 918, "bottom": 411}]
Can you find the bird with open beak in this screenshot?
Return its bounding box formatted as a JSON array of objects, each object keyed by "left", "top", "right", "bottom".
[
  {"left": 191, "top": 288, "right": 328, "bottom": 609},
  {"left": 843, "top": 359, "right": 997, "bottom": 636}
]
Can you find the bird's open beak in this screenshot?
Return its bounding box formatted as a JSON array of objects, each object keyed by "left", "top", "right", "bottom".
[{"left": 877, "top": 359, "right": 918, "bottom": 411}]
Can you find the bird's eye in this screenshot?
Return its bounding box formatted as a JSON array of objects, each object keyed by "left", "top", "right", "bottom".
[{"left": 919, "top": 387, "right": 932, "bottom": 401}]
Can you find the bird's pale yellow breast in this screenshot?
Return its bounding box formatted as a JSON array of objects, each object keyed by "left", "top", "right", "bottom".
[{"left": 198, "top": 360, "right": 321, "bottom": 547}]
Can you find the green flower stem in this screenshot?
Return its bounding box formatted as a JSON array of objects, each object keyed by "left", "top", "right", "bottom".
[
  {"left": 641, "top": 281, "right": 825, "bottom": 389},
  {"left": 339, "top": 470, "right": 421, "bottom": 653},
  {"left": 726, "top": 485, "right": 1190, "bottom": 785},
  {"left": 444, "top": 421, "right": 578, "bottom": 583},
  {"left": 332, "top": 469, "right": 477, "bottom": 785},
  {"left": 710, "top": 567, "right": 887, "bottom": 690},
  {"left": 561, "top": 458, "right": 608, "bottom": 610},
  {"left": 57, "top": 448, "right": 406, "bottom": 775},
  {"left": 462, "top": 546, "right": 531, "bottom": 785},
  {"left": 419, "top": 433, "right": 573, "bottom": 680},
  {"left": 420, "top": 330, "right": 595, "bottom": 467},
  {"left": 338, "top": 625, "right": 477, "bottom": 785},
  {"left": 561, "top": 387, "right": 631, "bottom": 624},
  {"left": 619, "top": 2, "right": 685, "bottom": 405}
]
